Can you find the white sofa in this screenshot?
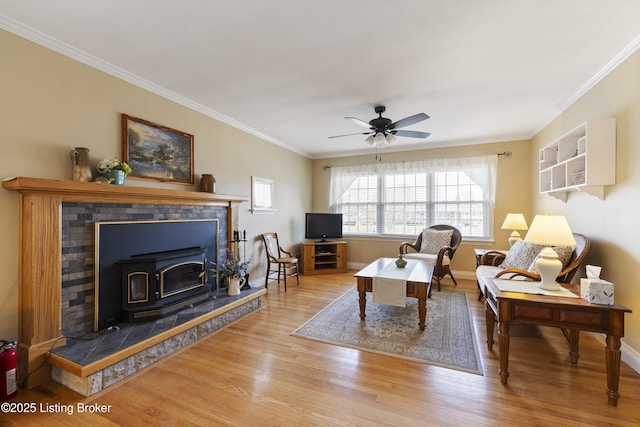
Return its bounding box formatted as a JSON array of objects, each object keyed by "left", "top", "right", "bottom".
[{"left": 476, "top": 233, "right": 590, "bottom": 297}]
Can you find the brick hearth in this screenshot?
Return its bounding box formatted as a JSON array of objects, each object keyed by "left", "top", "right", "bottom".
[{"left": 50, "top": 288, "right": 264, "bottom": 396}]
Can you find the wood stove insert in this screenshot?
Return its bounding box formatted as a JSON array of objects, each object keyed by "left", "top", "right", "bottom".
[{"left": 119, "top": 247, "right": 212, "bottom": 322}]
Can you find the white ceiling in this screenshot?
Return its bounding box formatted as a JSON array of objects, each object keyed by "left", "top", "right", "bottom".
[{"left": 2, "top": 1, "right": 640, "bottom": 159}]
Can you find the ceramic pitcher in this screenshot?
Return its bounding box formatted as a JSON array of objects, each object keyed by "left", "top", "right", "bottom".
[{"left": 227, "top": 276, "right": 246, "bottom": 296}]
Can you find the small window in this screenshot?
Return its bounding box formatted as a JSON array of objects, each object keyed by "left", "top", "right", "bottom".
[{"left": 251, "top": 176, "right": 275, "bottom": 214}]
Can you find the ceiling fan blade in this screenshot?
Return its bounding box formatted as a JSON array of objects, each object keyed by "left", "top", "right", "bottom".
[
  {"left": 345, "top": 116, "right": 373, "bottom": 129},
  {"left": 392, "top": 130, "right": 431, "bottom": 139},
  {"left": 391, "top": 113, "right": 430, "bottom": 129},
  {"left": 328, "top": 131, "right": 372, "bottom": 139}
]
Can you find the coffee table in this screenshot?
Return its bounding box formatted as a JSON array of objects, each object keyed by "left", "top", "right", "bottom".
[{"left": 354, "top": 258, "right": 435, "bottom": 331}]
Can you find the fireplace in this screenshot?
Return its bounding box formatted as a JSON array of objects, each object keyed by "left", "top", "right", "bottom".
[
  {"left": 95, "top": 219, "right": 219, "bottom": 330},
  {"left": 3, "top": 177, "right": 249, "bottom": 390},
  {"left": 119, "top": 247, "right": 212, "bottom": 322}
]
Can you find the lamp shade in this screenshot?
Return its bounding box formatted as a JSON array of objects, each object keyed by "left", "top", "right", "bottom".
[
  {"left": 501, "top": 213, "right": 528, "bottom": 231},
  {"left": 374, "top": 132, "right": 386, "bottom": 147},
  {"left": 524, "top": 215, "right": 576, "bottom": 247},
  {"left": 365, "top": 134, "right": 375, "bottom": 145},
  {"left": 385, "top": 133, "right": 397, "bottom": 144}
]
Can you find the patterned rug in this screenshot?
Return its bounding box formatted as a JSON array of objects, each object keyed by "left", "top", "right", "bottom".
[{"left": 292, "top": 288, "right": 483, "bottom": 375}]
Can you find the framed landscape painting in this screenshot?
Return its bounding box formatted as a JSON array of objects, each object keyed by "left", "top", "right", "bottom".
[{"left": 122, "top": 114, "right": 194, "bottom": 184}]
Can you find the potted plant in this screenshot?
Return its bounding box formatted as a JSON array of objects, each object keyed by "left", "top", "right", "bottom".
[
  {"left": 211, "top": 249, "right": 251, "bottom": 295},
  {"left": 97, "top": 158, "right": 132, "bottom": 185}
]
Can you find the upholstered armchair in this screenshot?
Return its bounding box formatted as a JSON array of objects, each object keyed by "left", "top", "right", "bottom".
[{"left": 399, "top": 225, "right": 462, "bottom": 294}]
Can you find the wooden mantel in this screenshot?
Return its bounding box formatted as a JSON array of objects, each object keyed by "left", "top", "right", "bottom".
[{"left": 3, "top": 177, "right": 248, "bottom": 388}]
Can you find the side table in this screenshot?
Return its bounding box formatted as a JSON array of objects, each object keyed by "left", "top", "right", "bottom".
[
  {"left": 474, "top": 248, "right": 507, "bottom": 300},
  {"left": 484, "top": 277, "right": 632, "bottom": 406}
]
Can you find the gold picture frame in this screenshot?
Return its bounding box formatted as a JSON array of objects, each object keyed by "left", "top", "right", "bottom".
[{"left": 122, "top": 114, "right": 194, "bottom": 184}]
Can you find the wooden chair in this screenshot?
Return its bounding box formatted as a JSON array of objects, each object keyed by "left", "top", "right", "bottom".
[
  {"left": 399, "top": 224, "right": 462, "bottom": 294},
  {"left": 261, "top": 232, "right": 299, "bottom": 291}
]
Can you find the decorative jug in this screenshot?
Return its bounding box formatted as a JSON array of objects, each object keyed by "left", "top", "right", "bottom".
[
  {"left": 395, "top": 254, "right": 407, "bottom": 268},
  {"left": 227, "top": 275, "right": 246, "bottom": 296},
  {"left": 70, "top": 147, "right": 93, "bottom": 182}
]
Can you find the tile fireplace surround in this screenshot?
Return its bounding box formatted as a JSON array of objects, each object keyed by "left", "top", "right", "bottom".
[{"left": 2, "top": 177, "right": 264, "bottom": 394}]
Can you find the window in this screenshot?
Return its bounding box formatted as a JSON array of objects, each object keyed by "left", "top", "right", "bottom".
[
  {"left": 330, "top": 155, "right": 497, "bottom": 238},
  {"left": 251, "top": 176, "right": 275, "bottom": 213}
]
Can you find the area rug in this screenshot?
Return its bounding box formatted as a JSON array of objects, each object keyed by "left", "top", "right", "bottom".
[{"left": 292, "top": 288, "right": 483, "bottom": 375}]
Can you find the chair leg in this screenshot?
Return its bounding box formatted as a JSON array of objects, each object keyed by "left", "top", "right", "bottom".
[
  {"left": 283, "top": 263, "right": 287, "bottom": 292},
  {"left": 448, "top": 269, "right": 458, "bottom": 287},
  {"left": 264, "top": 260, "right": 271, "bottom": 290}
]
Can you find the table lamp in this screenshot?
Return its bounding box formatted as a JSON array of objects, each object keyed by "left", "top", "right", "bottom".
[
  {"left": 524, "top": 215, "right": 576, "bottom": 291},
  {"left": 501, "top": 213, "right": 528, "bottom": 246}
]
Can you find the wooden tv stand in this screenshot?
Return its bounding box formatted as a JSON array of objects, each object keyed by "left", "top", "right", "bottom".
[{"left": 302, "top": 240, "right": 348, "bottom": 275}]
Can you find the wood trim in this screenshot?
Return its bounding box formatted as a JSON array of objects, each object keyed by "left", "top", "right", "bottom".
[
  {"left": 3, "top": 177, "right": 248, "bottom": 388},
  {"left": 3, "top": 177, "right": 248, "bottom": 205}
]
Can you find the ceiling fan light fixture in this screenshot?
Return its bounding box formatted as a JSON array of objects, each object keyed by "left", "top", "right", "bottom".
[
  {"left": 365, "top": 134, "right": 375, "bottom": 145},
  {"left": 374, "top": 132, "right": 386, "bottom": 146},
  {"left": 385, "top": 133, "right": 396, "bottom": 144}
]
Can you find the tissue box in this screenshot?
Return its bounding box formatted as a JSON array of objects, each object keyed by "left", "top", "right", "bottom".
[{"left": 580, "top": 278, "right": 614, "bottom": 305}]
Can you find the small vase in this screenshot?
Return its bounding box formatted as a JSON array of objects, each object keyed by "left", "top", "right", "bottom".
[
  {"left": 199, "top": 174, "right": 216, "bottom": 193},
  {"left": 70, "top": 147, "right": 93, "bottom": 182},
  {"left": 227, "top": 275, "right": 245, "bottom": 296},
  {"left": 103, "top": 169, "right": 126, "bottom": 185},
  {"left": 395, "top": 254, "right": 407, "bottom": 268}
]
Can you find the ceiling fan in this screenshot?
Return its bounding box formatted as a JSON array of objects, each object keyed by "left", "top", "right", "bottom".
[{"left": 329, "top": 105, "right": 431, "bottom": 146}]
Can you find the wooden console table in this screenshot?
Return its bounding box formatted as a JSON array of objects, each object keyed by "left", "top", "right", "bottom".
[{"left": 483, "top": 277, "right": 631, "bottom": 406}]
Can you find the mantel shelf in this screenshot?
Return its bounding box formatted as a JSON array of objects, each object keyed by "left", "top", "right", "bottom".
[{"left": 2, "top": 177, "right": 248, "bottom": 205}]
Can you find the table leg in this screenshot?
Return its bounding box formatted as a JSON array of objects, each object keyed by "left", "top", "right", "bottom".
[
  {"left": 417, "top": 283, "right": 427, "bottom": 331},
  {"left": 498, "top": 320, "right": 510, "bottom": 384},
  {"left": 485, "top": 303, "right": 495, "bottom": 351},
  {"left": 358, "top": 290, "right": 366, "bottom": 322},
  {"left": 605, "top": 334, "right": 623, "bottom": 406},
  {"left": 565, "top": 329, "right": 580, "bottom": 364}
]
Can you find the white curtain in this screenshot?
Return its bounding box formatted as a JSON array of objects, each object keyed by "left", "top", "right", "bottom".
[{"left": 329, "top": 154, "right": 498, "bottom": 207}]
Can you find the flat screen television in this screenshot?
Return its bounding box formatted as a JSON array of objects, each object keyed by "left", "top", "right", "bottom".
[{"left": 305, "top": 213, "right": 343, "bottom": 241}]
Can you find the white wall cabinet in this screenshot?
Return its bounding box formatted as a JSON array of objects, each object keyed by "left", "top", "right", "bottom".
[{"left": 539, "top": 118, "right": 616, "bottom": 201}]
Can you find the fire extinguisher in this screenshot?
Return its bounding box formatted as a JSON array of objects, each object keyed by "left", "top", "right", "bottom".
[{"left": 1, "top": 340, "right": 17, "bottom": 401}]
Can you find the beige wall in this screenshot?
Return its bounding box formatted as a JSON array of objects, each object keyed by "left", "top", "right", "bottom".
[
  {"left": 0, "top": 30, "right": 312, "bottom": 341},
  {"left": 311, "top": 140, "right": 532, "bottom": 275},
  {"left": 531, "top": 49, "right": 640, "bottom": 353}
]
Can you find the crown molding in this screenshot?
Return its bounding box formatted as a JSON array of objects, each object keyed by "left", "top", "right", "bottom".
[
  {"left": 0, "top": 14, "right": 311, "bottom": 158},
  {"left": 556, "top": 34, "right": 640, "bottom": 111}
]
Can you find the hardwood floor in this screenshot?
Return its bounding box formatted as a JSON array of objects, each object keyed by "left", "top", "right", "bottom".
[{"left": 4, "top": 272, "right": 640, "bottom": 426}]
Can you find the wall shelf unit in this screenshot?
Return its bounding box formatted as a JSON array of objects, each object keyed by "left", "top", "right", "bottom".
[
  {"left": 302, "top": 241, "right": 348, "bottom": 275},
  {"left": 539, "top": 118, "right": 616, "bottom": 201}
]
